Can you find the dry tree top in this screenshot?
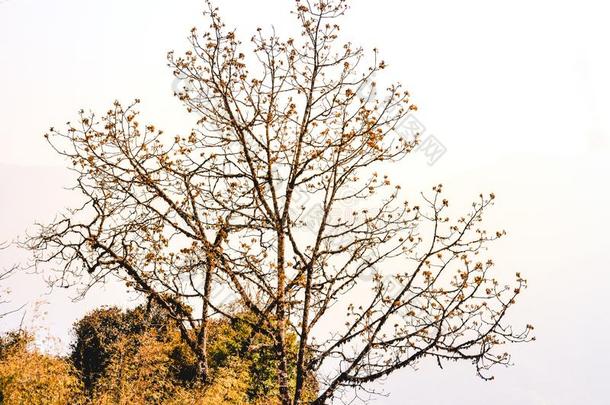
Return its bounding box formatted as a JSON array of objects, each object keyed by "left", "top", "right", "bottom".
[{"left": 29, "top": 1, "right": 533, "bottom": 404}]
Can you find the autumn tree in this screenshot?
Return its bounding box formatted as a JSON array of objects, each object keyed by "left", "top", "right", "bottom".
[
  {"left": 70, "top": 303, "right": 316, "bottom": 402},
  {"left": 28, "top": 1, "right": 533, "bottom": 403}
]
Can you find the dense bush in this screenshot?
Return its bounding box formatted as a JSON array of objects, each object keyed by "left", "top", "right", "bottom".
[
  {"left": 0, "top": 331, "right": 84, "bottom": 405},
  {"left": 0, "top": 304, "right": 318, "bottom": 404}
]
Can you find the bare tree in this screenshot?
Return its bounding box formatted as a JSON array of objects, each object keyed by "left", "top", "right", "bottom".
[
  {"left": 0, "top": 242, "right": 21, "bottom": 320},
  {"left": 28, "top": 1, "right": 533, "bottom": 403}
]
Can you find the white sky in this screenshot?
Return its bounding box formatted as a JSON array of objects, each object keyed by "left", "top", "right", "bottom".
[{"left": 1, "top": 0, "right": 609, "bottom": 404}]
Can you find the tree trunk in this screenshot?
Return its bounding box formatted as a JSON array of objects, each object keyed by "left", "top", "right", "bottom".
[{"left": 276, "top": 231, "right": 292, "bottom": 405}]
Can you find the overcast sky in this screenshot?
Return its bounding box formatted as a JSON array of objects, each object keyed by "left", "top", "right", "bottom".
[{"left": 1, "top": 1, "right": 609, "bottom": 404}]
